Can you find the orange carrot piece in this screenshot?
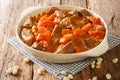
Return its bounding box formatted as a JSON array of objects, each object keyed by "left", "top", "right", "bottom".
[
  {"left": 62, "top": 29, "right": 72, "bottom": 36},
  {"left": 47, "top": 13, "right": 56, "bottom": 21},
  {"left": 37, "top": 21, "right": 59, "bottom": 27},
  {"left": 43, "top": 31, "right": 51, "bottom": 43},
  {"left": 87, "top": 16, "right": 101, "bottom": 25},
  {"left": 59, "top": 37, "right": 70, "bottom": 44},
  {"left": 59, "top": 34, "right": 73, "bottom": 44},
  {"left": 36, "top": 31, "right": 51, "bottom": 42},
  {"left": 89, "top": 30, "right": 105, "bottom": 39},
  {"left": 81, "top": 23, "right": 93, "bottom": 32},
  {"left": 38, "top": 26, "right": 48, "bottom": 33},
  {"left": 39, "top": 15, "right": 48, "bottom": 21},
  {"left": 73, "top": 28, "right": 86, "bottom": 37}
]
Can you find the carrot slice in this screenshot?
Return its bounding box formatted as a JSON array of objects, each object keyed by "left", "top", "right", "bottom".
[
  {"left": 38, "top": 26, "right": 48, "bottom": 33},
  {"left": 73, "top": 28, "right": 86, "bottom": 37},
  {"left": 59, "top": 34, "right": 73, "bottom": 44},
  {"left": 81, "top": 23, "right": 93, "bottom": 32},
  {"left": 89, "top": 30, "right": 105, "bottom": 39},
  {"left": 43, "top": 31, "right": 51, "bottom": 43},
  {"left": 37, "top": 21, "right": 59, "bottom": 27},
  {"left": 36, "top": 31, "right": 51, "bottom": 42},
  {"left": 39, "top": 15, "right": 48, "bottom": 21},
  {"left": 87, "top": 16, "right": 101, "bottom": 25},
  {"left": 47, "top": 13, "right": 56, "bottom": 21},
  {"left": 62, "top": 29, "right": 72, "bottom": 36}
]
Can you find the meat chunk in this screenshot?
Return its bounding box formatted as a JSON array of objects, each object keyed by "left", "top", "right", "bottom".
[
  {"left": 69, "top": 14, "right": 80, "bottom": 25},
  {"left": 70, "top": 14, "right": 79, "bottom": 20},
  {"left": 55, "top": 41, "right": 75, "bottom": 54},
  {"left": 21, "top": 28, "right": 34, "bottom": 46},
  {"left": 59, "top": 17, "right": 71, "bottom": 27},
  {"left": 55, "top": 10, "right": 65, "bottom": 18},
  {"left": 47, "top": 7, "right": 60, "bottom": 15},
  {"left": 23, "top": 16, "right": 34, "bottom": 27},
  {"left": 51, "top": 25, "right": 62, "bottom": 37},
  {"left": 68, "top": 9, "right": 78, "bottom": 15},
  {"left": 78, "top": 9, "right": 92, "bottom": 17},
  {"left": 52, "top": 38, "right": 59, "bottom": 45},
  {"left": 66, "top": 24, "right": 75, "bottom": 30},
  {"left": 83, "top": 39, "right": 100, "bottom": 48},
  {"left": 76, "top": 18, "right": 90, "bottom": 28}
]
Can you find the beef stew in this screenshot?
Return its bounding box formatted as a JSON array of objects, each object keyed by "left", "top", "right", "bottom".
[{"left": 20, "top": 7, "right": 105, "bottom": 54}]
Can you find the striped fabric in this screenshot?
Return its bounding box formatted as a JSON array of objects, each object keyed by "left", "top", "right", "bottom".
[{"left": 7, "top": 34, "right": 120, "bottom": 80}]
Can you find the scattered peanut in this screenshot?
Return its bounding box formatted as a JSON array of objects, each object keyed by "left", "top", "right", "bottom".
[
  {"left": 91, "top": 60, "right": 96, "bottom": 68},
  {"left": 6, "top": 65, "right": 20, "bottom": 75},
  {"left": 68, "top": 74, "right": 73, "bottom": 79},
  {"left": 6, "top": 68, "right": 13, "bottom": 74},
  {"left": 106, "top": 73, "right": 112, "bottom": 79},
  {"left": 92, "top": 76, "right": 97, "bottom": 80},
  {"left": 91, "top": 64, "right": 95, "bottom": 68},
  {"left": 63, "top": 76, "right": 70, "bottom": 80},
  {"left": 88, "top": 79, "right": 92, "bottom": 80},
  {"left": 38, "top": 67, "right": 45, "bottom": 75},
  {"left": 24, "top": 58, "right": 30, "bottom": 63},
  {"left": 97, "top": 57, "right": 103, "bottom": 62},
  {"left": 96, "top": 61, "right": 102, "bottom": 65},
  {"left": 12, "top": 69, "right": 18, "bottom": 75},
  {"left": 112, "top": 58, "right": 118, "bottom": 64},
  {"left": 61, "top": 70, "right": 67, "bottom": 75},
  {"left": 91, "top": 57, "right": 103, "bottom": 69}
]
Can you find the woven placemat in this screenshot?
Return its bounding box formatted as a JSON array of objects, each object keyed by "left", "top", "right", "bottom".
[{"left": 8, "top": 34, "right": 120, "bottom": 80}]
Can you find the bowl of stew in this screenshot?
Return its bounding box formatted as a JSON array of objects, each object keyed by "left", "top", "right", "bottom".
[{"left": 16, "top": 5, "right": 109, "bottom": 63}]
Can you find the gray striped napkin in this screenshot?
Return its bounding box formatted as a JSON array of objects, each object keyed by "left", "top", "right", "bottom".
[{"left": 7, "top": 34, "right": 120, "bottom": 80}]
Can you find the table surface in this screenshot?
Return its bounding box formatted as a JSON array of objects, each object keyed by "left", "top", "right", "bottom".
[{"left": 0, "top": 0, "right": 120, "bottom": 80}]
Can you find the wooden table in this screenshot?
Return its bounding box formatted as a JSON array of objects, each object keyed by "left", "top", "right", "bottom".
[{"left": 0, "top": 0, "right": 120, "bottom": 80}]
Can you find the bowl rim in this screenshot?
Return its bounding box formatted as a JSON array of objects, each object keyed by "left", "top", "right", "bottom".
[{"left": 16, "top": 5, "right": 108, "bottom": 56}]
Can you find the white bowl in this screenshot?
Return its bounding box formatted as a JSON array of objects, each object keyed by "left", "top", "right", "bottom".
[{"left": 16, "top": 5, "right": 109, "bottom": 63}]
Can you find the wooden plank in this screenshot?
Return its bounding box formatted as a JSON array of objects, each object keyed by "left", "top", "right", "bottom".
[
  {"left": 38, "top": 0, "right": 60, "bottom": 6},
  {"left": 61, "top": 0, "right": 87, "bottom": 8},
  {"left": 0, "top": 0, "right": 38, "bottom": 80}
]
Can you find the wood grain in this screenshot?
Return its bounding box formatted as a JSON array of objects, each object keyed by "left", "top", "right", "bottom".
[
  {"left": 0, "top": 0, "right": 37, "bottom": 80},
  {"left": 0, "top": 0, "right": 120, "bottom": 80}
]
